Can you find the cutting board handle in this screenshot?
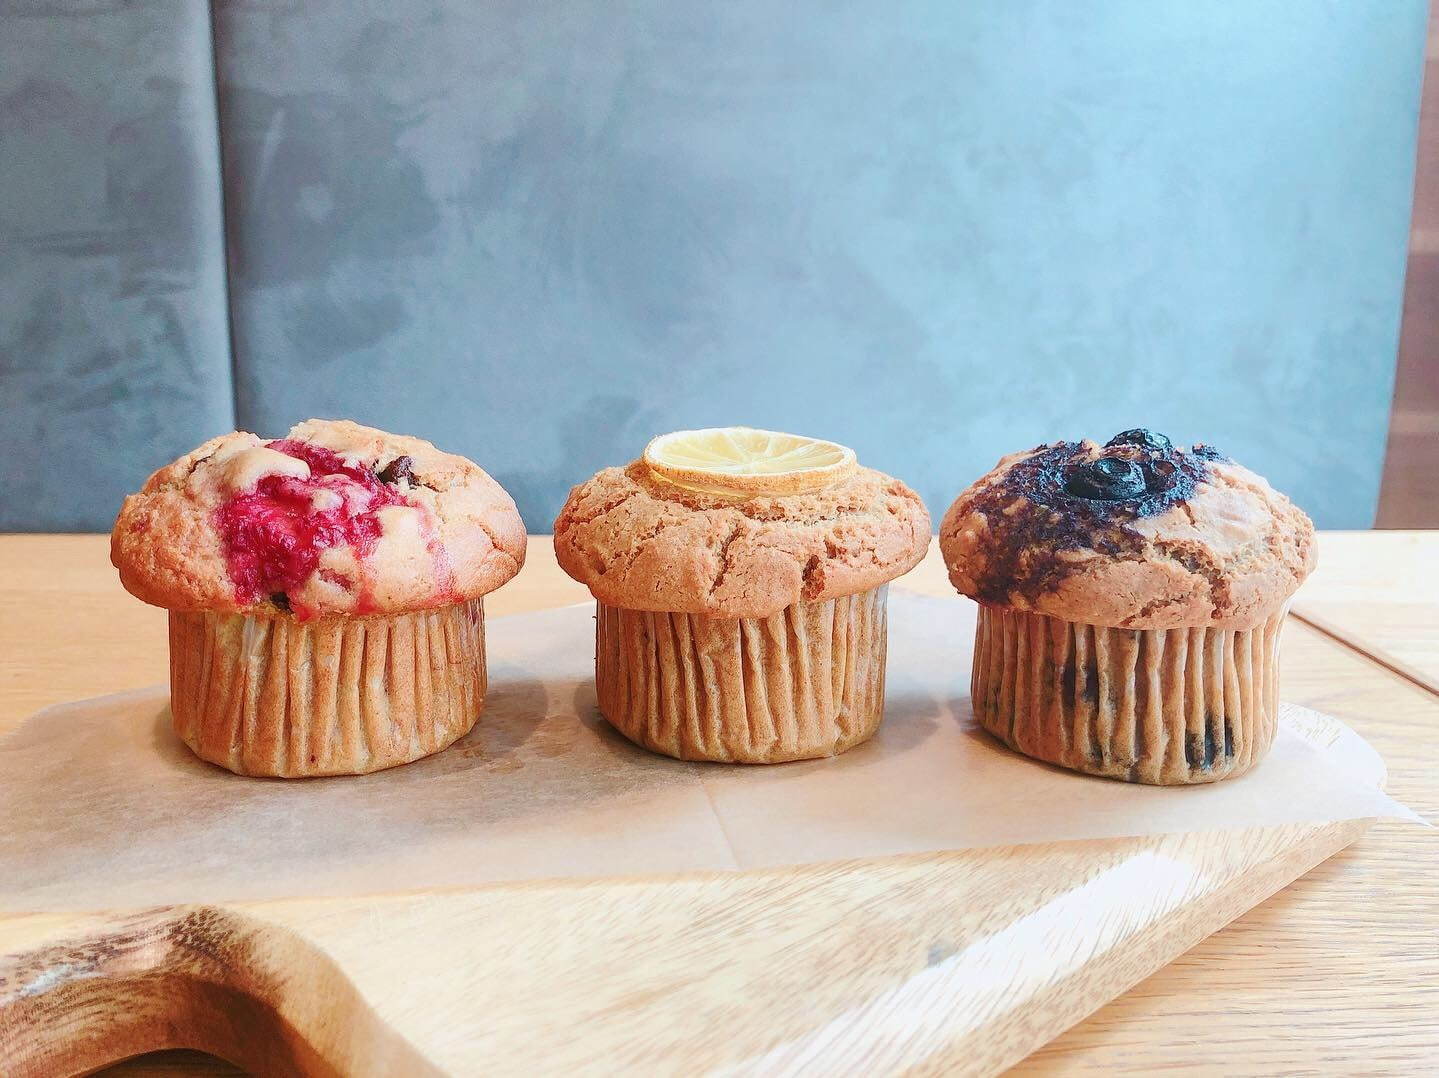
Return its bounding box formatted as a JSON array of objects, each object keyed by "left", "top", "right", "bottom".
[{"left": 0, "top": 905, "right": 434, "bottom": 1077}]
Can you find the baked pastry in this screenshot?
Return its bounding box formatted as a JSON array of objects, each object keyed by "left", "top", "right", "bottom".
[
  {"left": 554, "top": 427, "right": 930, "bottom": 763},
  {"left": 111, "top": 419, "right": 525, "bottom": 777},
  {"left": 939, "top": 429, "right": 1315, "bottom": 784}
]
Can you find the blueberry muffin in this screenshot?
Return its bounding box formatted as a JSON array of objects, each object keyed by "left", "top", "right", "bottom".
[
  {"left": 111, "top": 419, "right": 525, "bottom": 777},
  {"left": 939, "top": 429, "right": 1315, "bottom": 785},
  {"left": 553, "top": 427, "right": 931, "bottom": 763}
]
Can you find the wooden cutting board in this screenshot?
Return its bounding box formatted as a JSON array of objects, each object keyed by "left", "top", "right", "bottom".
[
  {"left": 0, "top": 821, "right": 1371, "bottom": 1077},
  {"left": 0, "top": 753, "right": 1378, "bottom": 1074},
  {"left": 0, "top": 550, "right": 1388, "bottom": 1077}
]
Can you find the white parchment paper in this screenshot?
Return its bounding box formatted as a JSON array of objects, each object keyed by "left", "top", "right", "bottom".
[{"left": 0, "top": 594, "right": 1419, "bottom": 913}]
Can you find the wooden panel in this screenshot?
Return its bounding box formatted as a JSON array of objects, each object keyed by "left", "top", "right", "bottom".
[{"left": 1378, "top": 2, "right": 1439, "bottom": 527}]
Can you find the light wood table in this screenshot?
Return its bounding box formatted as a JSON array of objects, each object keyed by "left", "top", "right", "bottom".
[
  {"left": 1292, "top": 530, "right": 1439, "bottom": 695},
  {"left": 1, "top": 533, "right": 1435, "bottom": 1075}
]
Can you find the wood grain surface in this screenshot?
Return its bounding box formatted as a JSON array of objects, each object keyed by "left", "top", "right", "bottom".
[
  {"left": 1291, "top": 530, "right": 1439, "bottom": 694},
  {"left": 0, "top": 535, "right": 1434, "bottom": 1075}
]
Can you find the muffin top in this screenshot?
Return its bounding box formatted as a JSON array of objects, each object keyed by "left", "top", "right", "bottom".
[
  {"left": 554, "top": 428, "right": 931, "bottom": 617},
  {"left": 112, "top": 419, "right": 526, "bottom": 619},
  {"left": 938, "top": 429, "right": 1315, "bottom": 630}
]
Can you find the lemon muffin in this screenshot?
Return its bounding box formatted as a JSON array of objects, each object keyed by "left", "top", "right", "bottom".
[
  {"left": 939, "top": 429, "right": 1315, "bottom": 785},
  {"left": 111, "top": 419, "right": 525, "bottom": 777},
  {"left": 554, "top": 427, "right": 931, "bottom": 763}
]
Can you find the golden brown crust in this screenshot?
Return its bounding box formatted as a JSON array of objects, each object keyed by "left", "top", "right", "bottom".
[
  {"left": 111, "top": 419, "right": 525, "bottom": 616},
  {"left": 553, "top": 461, "right": 930, "bottom": 617},
  {"left": 939, "top": 444, "right": 1315, "bottom": 630}
]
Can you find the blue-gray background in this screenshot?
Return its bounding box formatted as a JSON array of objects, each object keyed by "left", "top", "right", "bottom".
[{"left": 0, "top": 1, "right": 1428, "bottom": 531}]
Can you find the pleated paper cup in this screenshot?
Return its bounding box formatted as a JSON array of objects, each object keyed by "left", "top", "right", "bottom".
[
  {"left": 595, "top": 586, "right": 889, "bottom": 763},
  {"left": 168, "top": 599, "right": 487, "bottom": 777},
  {"left": 971, "top": 605, "right": 1287, "bottom": 785}
]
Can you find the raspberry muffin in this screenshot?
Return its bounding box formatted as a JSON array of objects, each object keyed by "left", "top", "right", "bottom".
[
  {"left": 940, "top": 429, "right": 1315, "bottom": 785},
  {"left": 554, "top": 427, "right": 930, "bottom": 764},
  {"left": 111, "top": 419, "right": 525, "bottom": 777}
]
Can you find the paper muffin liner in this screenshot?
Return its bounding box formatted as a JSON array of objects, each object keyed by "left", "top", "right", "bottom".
[
  {"left": 168, "top": 599, "right": 486, "bottom": 777},
  {"left": 595, "top": 586, "right": 889, "bottom": 763},
  {"left": 971, "top": 605, "right": 1286, "bottom": 784}
]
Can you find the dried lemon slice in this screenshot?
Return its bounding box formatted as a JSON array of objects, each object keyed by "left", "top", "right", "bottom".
[{"left": 643, "top": 426, "right": 858, "bottom": 498}]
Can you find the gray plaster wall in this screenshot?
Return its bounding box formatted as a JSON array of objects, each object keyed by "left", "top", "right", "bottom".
[
  {"left": 0, "top": 0, "right": 235, "bottom": 530},
  {"left": 1, "top": 2, "right": 1429, "bottom": 531}
]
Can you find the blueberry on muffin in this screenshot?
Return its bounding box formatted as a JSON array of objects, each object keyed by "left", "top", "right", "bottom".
[
  {"left": 939, "top": 430, "right": 1315, "bottom": 785},
  {"left": 111, "top": 419, "right": 525, "bottom": 777},
  {"left": 553, "top": 427, "right": 931, "bottom": 763}
]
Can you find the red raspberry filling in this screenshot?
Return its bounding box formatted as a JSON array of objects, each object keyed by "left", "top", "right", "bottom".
[{"left": 216, "top": 439, "right": 410, "bottom": 610}]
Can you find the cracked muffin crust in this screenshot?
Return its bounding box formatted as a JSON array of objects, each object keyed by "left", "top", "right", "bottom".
[
  {"left": 553, "top": 459, "right": 931, "bottom": 619},
  {"left": 941, "top": 429, "right": 1316, "bottom": 785},
  {"left": 555, "top": 432, "right": 930, "bottom": 763},
  {"left": 111, "top": 419, "right": 523, "bottom": 777},
  {"left": 112, "top": 418, "right": 525, "bottom": 620},
  {"left": 939, "top": 433, "right": 1315, "bottom": 631}
]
